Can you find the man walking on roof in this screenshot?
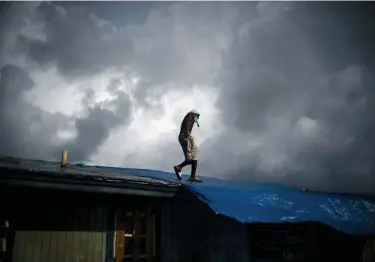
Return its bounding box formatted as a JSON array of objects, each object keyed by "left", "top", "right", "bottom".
[{"left": 173, "top": 110, "right": 202, "bottom": 182}]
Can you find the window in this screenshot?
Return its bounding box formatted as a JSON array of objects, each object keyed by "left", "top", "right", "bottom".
[{"left": 114, "top": 205, "right": 156, "bottom": 262}]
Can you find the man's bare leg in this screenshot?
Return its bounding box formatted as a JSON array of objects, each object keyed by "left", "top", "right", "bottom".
[{"left": 188, "top": 160, "right": 202, "bottom": 182}]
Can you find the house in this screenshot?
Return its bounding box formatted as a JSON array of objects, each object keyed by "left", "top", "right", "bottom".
[{"left": 1, "top": 156, "right": 375, "bottom": 262}]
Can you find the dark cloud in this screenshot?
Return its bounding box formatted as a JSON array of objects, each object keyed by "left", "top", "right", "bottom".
[
  {"left": 14, "top": 2, "right": 237, "bottom": 86},
  {"left": 0, "top": 64, "right": 66, "bottom": 159},
  {"left": 0, "top": 64, "right": 131, "bottom": 161},
  {"left": 0, "top": 3, "right": 132, "bottom": 162},
  {"left": 14, "top": 2, "right": 122, "bottom": 77},
  {"left": 1, "top": 2, "right": 375, "bottom": 194},
  {"left": 213, "top": 2, "right": 375, "bottom": 193},
  {"left": 67, "top": 105, "right": 124, "bottom": 160}
]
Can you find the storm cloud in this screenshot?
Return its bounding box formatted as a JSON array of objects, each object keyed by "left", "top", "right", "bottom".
[{"left": 0, "top": 1, "right": 375, "bottom": 194}]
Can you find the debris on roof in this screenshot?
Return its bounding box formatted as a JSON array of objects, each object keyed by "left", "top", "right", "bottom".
[{"left": 75, "top": 161, "right": 88, "bottom": 167}]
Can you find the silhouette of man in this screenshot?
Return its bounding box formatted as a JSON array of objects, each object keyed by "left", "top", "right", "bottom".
[{"left": 173, "top": 110, "right": 202, "bottom": 182}]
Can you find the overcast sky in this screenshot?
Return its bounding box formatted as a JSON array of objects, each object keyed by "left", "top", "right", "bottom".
[{"left": 0, "top": 1, "right": 375, "bottom": 194}]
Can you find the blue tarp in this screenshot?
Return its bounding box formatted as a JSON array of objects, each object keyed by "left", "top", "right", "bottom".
[{"left": 98, "top": 166, "right": 375, "bottom": 236}]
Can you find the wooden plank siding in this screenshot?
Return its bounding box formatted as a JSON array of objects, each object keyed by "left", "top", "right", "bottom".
[
  {"left": 10, "top": 201, "right": 109, "bottom": 262},
  {"left": 3, "top": 188, "right": 114, "bottom": 262},
  {"left": 4, "top": 187, "right": 162, "bottom": 262},
  {"left": 362, "top": 238, "right": 375, "bottom": 262},
  {"left": 12, "top": 231, "right": 106, "bottom": 262}
]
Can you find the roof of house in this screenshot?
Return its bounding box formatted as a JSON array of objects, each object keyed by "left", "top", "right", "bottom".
[
  {"left": 0, "top": 157, "right": 182, "bottom": 198},
  {"left": 101, "top": 165, "right": 375, "bottom": 236},
  {"left": 1, "top": 157, "right": 375, "bottom": 235}
]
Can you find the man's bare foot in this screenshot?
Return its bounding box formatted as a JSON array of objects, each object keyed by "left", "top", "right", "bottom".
[
  {"left": 173, "top": 166, "right": 182, "bottom": 180},
  {"left": 187, "top": 177, "right": 203, "bottom": 183}
]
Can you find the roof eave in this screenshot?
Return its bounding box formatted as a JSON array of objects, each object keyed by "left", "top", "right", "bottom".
[
  {"left": 0, "top": 168, "right": 181, "bottom": 198},
  {"left": 1, "top": 178, "right": 177, "bottom": 198}
]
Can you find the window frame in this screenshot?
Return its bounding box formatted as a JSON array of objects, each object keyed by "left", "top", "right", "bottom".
[{"left": 114, "top": 204, "right": 155, "bottom": 262}]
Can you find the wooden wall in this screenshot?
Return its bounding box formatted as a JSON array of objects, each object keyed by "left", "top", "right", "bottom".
[
  {"left": 3, "top": 187, "right": 115, "bottom": 262},
  {"left": 158, "top": 198, "right": 250, "bottom": 262},
  {"left": 157, "top": 197, "right": 370, "bottom": 262},
  {"left": 12, "top": 231, "right": 106, "bottom": 262},
  {"left": 3, "top": 186, "right": 163, "bottom": 262},
  {"left": 362, "top": 238, "right": 375, "bottom": 262}
]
